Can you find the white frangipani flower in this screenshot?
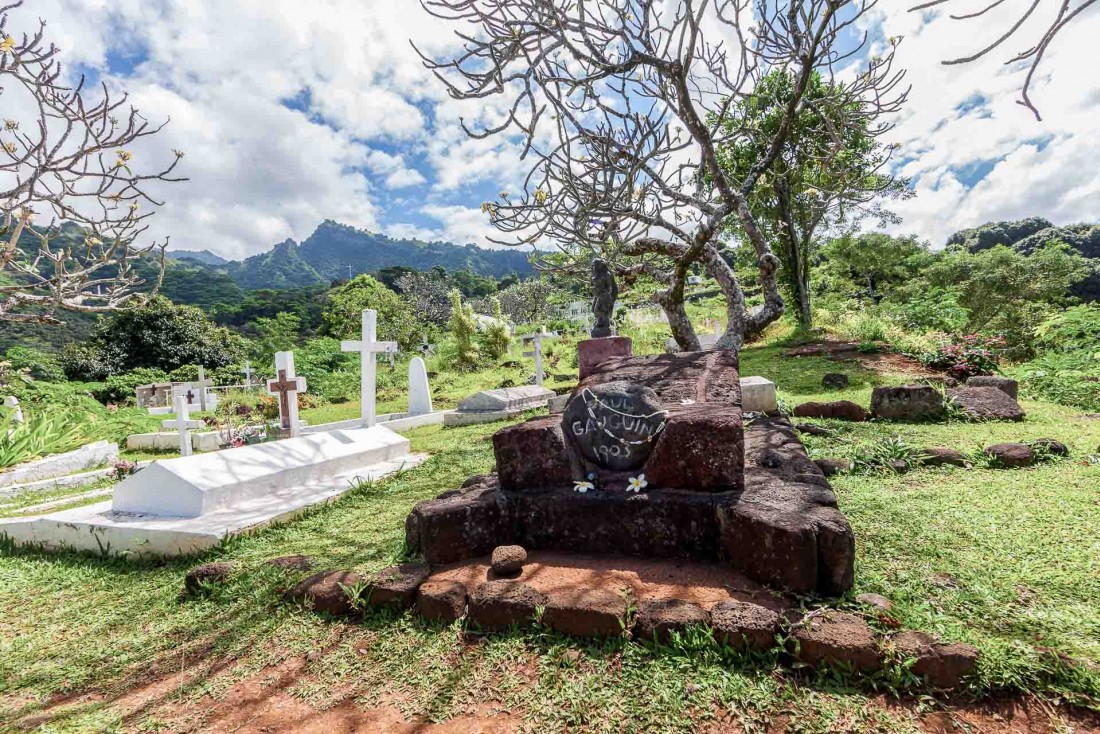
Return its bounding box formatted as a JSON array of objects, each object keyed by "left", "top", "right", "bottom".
[
  {"left": 573, "top": 481, "right": 594, "bottom": 494},
  {"left": 626, "top": 474, "right": 648, "bottom": 493}
]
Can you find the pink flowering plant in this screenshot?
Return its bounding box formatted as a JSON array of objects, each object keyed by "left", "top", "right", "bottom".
[{"left": 920, "top": 334, "right": 1004, "bottom": 379}]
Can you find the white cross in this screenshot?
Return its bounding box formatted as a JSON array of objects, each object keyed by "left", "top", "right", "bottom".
[
  {"left": 241, "top": 360, "right": 254, "bottom": 388},
  {"left": 520, "top": 330, "right": 551, "bottom": 387},
  {"left": 197, "top": 366, "right": 210, "bottom": 411},
  {"left": 173, "top": 395, "right": 193, "bottom": 457},
  {"left": 266, "top": 351, "right": 308, "bottom": 437},
  {"left": 341, "top": 310, "right": 398, "bottom": 427}
]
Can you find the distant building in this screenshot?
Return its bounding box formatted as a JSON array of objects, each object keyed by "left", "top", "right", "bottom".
[{"left": 687, "top": 275, "right": 703, "bottom": 286}]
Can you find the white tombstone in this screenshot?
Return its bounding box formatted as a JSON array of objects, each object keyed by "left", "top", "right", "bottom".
[
  {"left": 740, "top": 376, "right": 778, "bottom": 414},
  {"left": 266, "top": 351, "right": 308, "bottom": 437},
  {"left": 196, "top": 366, "right": 210, "bottom": 411},
  {"left": 174, "top": 396, "right": 193, "bottom": 457},
  {"left": 341, "top": 309, "right": 398, "bottom": 427},
  {"left": 408, "top": 357, "right": 433, "bottom": 415},
  {"left": 4, "top": 396, "right": 24, "bottom": 424}
]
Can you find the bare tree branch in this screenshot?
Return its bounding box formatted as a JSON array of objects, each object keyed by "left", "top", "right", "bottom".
[{"left": 0, "top": 1, "right": 186, "bottom": 324}]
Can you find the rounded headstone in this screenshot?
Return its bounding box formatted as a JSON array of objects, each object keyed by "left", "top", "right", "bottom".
[{"left": 562, "top": 381, "right": 667, "bottom": 471}]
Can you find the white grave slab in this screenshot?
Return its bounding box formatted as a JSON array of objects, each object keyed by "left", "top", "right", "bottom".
[
  {"left": 444, "top": 386, "right": 555, "bottom": 427},
  {"left": 2, "top": 426, "right": 424, "bottom": 556},
  {"left": 740, "top": 376, "right": 778, "bottom": 413},
  {"left": 0, "top": 441, "right": 119, "bottom": 494},
  {"left": 408, "top": 357, "right": 433, "bottom": 415},
  {"left": 125, "top": 431, "right": 222, "bottom": 453}
]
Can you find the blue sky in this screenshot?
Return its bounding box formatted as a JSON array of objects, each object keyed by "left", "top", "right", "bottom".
[{"left": 9, "top": 0, "right": 1099, "bottom": 259}]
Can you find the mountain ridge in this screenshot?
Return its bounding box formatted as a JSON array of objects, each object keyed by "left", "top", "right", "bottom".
[{"left": 166, "top": 220, "right": 534, "bottom": 290}]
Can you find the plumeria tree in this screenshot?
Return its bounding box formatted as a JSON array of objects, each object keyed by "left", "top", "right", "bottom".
[
  {"left": 0, "top": 1, "right": 184, "bottom": 325},
  {"left": 911, "top": 0, "right": 1095, "bottom": 120},
  {"left": 418, "top": 0, "right": 907, "bottom": 352}
]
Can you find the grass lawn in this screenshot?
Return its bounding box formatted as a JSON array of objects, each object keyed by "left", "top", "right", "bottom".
[{"left": 2, "top": 341, "right": 1099, "bottom": 732}]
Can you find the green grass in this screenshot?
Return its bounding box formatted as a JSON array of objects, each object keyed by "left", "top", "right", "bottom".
[{"left": 2, "top": 339, "right": 1099, "bottom": 731}]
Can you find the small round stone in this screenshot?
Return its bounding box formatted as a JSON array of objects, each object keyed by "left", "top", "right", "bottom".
[
  {"left": 490, "top": 545, "right": 527, "bottom": 577},
  {"left": 184, "top": 562, "right": 235, "bottom": 594}
]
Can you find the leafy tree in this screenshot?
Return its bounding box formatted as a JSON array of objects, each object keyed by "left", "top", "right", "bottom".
[
  {"left": 448, "top": 289, "right": 480, "bottom": 371},
  {"left": 821, "top": 233, "right": 933, "bottom": 304},
  {"left": 395, "top": 271, "right": 452, "bottom": 326},
  {"left": 480, "top": 298, "right": 511, "bottom": 360},
  {"left": 321, "top": 274, "right": 420, "bottom": 349},
  {"left": 924, "top": 243, "right": 1090, "bottom": 334},
  {"left": 715, "top": 71, "right": 911, "bottom": 326},
  {"left": 497, "top": 279, "right": 565, "bottom": 325},
  {"left": 61, "top": 297, "right": 246, "bottom": 380},
  {"left": 249, "top": 312, "right": 302, "bottom": 366}
]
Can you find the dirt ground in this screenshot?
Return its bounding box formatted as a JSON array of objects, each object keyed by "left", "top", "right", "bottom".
[{"left": 786, "top": 341, "right": 939, "bottom": 378}]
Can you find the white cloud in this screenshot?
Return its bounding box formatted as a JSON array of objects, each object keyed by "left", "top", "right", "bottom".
[
  {"left": 5, "top": 0, "right": 1097, "bottom": 261},
  {"left": 871, "top": 0, "right": 1100, "bottom": 245}
]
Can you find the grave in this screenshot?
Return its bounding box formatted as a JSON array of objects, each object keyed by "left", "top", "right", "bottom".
[
  {"left": 2, "top": 425, "right": 425, "bottom": 556},
  {"left": 740, "top": 376, "right": 778, "bottom": 413},
  {"left": 443, "top": 385, "right": 556, "bottom": 427},
  {"left": 408, "top": 350, "right": 855, "bottom": 596},
  {"left": 408, "top": 357, "right": 433, "bottom": 415},
  {"left": 341, "top": 309, "right": 398, "bottom": 427},
  {"left": 1, "top": 440, "right": 119, "bottom": 498},
  {"left": 267, "top": 351, "right": 308, "bottom": 437}
]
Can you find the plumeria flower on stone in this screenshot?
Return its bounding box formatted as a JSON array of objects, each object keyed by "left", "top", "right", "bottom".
[
  {"left": 627, "top": 474, "right": 648, "bottom": 493},
  {"left": 573, "top": 481, "right": 594, "bottom": 494}
]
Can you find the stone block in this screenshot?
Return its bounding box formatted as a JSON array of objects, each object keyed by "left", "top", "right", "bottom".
[
  {"left": 920, "top": 448, "right": 968, "bottom": 467},
  {"left": 984, "top": 442, "right": 1035, "bottom": 467},
  {"left": 635, "top": 598, "right": 709, "bottom": 642},
  {"left": 822, "top": 373, "right": 849, "bottom": 389},
  {"left": 266, "top": 555, "right": 315, "bottom": 571},
  {"left": 443, "top": 409, "right": 523, "bottom": 427},
  {"left": 793, "top": 401, "right": 869, "bottom": 422},
  {"left": 405, "top": 480, "right": 517, "bottom": 565},
  {"left": 468, "top": 580, "right": 547, "bottom": 631},
  {"left": 543, "top": 589, "right": 628, "bottom": 638},
  {"left": 416, "top": 579, "right": 468, "bottom": 623},
  {"left": 871, "top": 385, "right": 945, "bottom": 422},
  {"left": 965, "top": 375, "right": 1018, "bottom": 400},
  {"left": 184, "top": 561, "right": 236, "bottom": 594},
  {"left": 740, "top": 376, "right": 778, "bottom": 413},
  {"left": 790, "top": 611, "right": 881, "bottom": 672},
  {"left": 490, "top": 545, "right": 527, "bottom": 577},
  {"left": 947, "top": 386, "right": 1025, "bottom": 421},
  {"left": 563, "top": 381, "right": 666, "bottom": 471},
  {"left": 288, "top": 570, "right": 364, "bottom": 616},
  {"left": 579, "top": 351, "right": 741, "bottom": 406},
  {"left": 577, "top": 336, "right": 633, "bottom": 379},
  {"left": 891, "top": 631, "right": 978, "bottom": 690},
  {"left": 364, "top": 563, "right": 430, "bottom": 609},
  {"left": 709, "top": 600, "right": 781, "bottom": 651},
  {"left": 814, "top": 458, "right": 851, "bottom": 477},
  {"left": 515, "top": 487, "right": 719, "bottom": 559},
  {"left": 493, "top": 417, "right": 574, "bottom": 490},
  {"left": 645, "top": 405, "right": 744, "bottom": 491}
]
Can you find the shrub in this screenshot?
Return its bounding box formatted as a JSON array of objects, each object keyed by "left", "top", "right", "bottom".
[
  {"left": 448, "top": 290, "right": 481, "bottom": 371},
  {"left": 0, "top": 409, "right": 87, "bottom": 470},
  {"left": 93, "top": 368, "right": 170, "bottom": 405},
  {"left": 4, "top": 347, "right": 65, "bottom": 382},
  {"left": 920, "top": 334, "right": 1004, "bottom": 379},
  {"left": 480, "top": 298, "right": 512, "bottom": 360}
]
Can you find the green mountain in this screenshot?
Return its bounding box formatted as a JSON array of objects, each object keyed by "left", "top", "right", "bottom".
[
  {"left": 167, "top": 249, "right": 230, "bottom": 267},
  {"left": 948, "top": 217, "right": 1100, "bottom": 301},
  {"left": 225, "top": 239, "right": 325, "bottom": 290}
]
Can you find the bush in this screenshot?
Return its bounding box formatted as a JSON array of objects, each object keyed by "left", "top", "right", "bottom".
[
  {"left": 93, "top": 368, "right": 170, "bottom": 405},
  {"left": 920, "top": 334, "right": 1004, "bottom": 379},
  {"left": 480, "top": 298, "right": 512, "bottom": 360},
  {"left": 0, "top": 409, "right": 87, "bottom": 470},
  {"left": 4, "top": 347, "right": 65, "bottom": 382}
]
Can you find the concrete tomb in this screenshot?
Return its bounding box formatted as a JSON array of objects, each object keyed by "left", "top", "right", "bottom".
[
  {"left": 444, "top": 385, "right": 556, "bottom": 427},
  {"left": 2, "top": 425, "right": 424, "bottom": 556}
]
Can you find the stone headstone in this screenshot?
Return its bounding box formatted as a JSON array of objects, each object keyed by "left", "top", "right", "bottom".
[
  {"left": 266, "top": 351, "right": 308, "bottom": 437},
  {"left": 947, "top": 386, "right": 1025, "bottom": 421},
  {"left": 408, "top": 357, "right": 433, "bottom": 415},
  {"left": 562, "top": 381, "right": 667, "bottom": 471},
  {"left": 871, "top": 385, "right": 945, "bottom": 422}
]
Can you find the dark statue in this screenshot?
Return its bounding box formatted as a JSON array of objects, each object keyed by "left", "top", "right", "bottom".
[{"left": 590, "top": 257, "right": 618, "bottom": 338}]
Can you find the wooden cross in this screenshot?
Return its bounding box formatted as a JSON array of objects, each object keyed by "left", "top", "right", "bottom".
[
  {"left": 341, "top": 310, "right": 398, "bottom": 427},
  {"left": 185, "top": 389, "right": 196, "bottom": 405},
  {"left": 266, "top": 351, "right": 308, "bottom": 436}
]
